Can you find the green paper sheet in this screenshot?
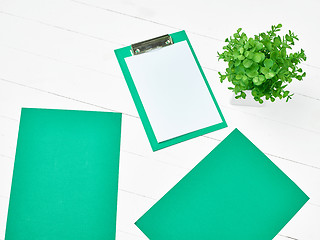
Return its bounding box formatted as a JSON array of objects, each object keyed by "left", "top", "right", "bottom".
[
  {"left": 135, "top": 128, "right": 309, "bottom": 240},
  {"left": 5, "top": 108, "right": 122, "bottom": 240}
]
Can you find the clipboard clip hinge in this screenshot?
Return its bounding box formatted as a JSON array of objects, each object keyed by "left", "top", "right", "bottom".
[{"left": 131, "top": 34, "right": 173, "bottom": 55}]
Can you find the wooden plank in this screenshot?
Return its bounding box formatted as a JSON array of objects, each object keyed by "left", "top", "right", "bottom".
[
  {"left": 0, "top": 157, "right": 14, "bottom": 199},
  {"left": 0, "top": 7, "right": 319, "bottom": 101},
  {"left": 278, "top": 202, "right": 320, "bottom": 240},
  {"left": 0, "top": 0, "right": 171, "bottom": 45},
  {"left": 0, "top": 13, "right": 120, "bottom": 76},
  {"left": 0, "top": 197, "right": 9, "bottom": 239},
  {"left": 66, "top": 0, "right": 320, "bottom": 68},
  {"left": 116, "top": 190, "right": 153, "bottom": 239}
]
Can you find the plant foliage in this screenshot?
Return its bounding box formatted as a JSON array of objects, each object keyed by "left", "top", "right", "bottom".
[{"left": 217, "top": 24, "right": 306, "bottom": 103}]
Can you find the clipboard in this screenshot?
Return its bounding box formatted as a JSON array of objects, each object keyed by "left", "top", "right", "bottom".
[{"left": 115, "top": 30, "right": 227, "bottom": 151}]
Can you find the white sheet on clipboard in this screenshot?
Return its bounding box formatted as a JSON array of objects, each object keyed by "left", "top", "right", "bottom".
[{"left": 125, "top": 41, "right": 222, "bottom": 143}]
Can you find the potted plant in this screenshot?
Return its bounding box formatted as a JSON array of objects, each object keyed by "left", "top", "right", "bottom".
[{"left": 217, "top": 24, "right": 306, "bottom": 104}]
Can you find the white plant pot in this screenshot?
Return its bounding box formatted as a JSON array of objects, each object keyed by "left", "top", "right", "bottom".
[{"left": 230, "top": 90, "right": 265, "bottom": 107}]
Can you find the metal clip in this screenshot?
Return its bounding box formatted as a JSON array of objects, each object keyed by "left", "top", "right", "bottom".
[{"left": 131, "top": 34, "right": 173, "bottom": 55}]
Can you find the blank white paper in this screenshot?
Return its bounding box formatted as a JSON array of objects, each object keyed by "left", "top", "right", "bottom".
[{"left": 125, "top": 41, "right": 222, "bottom": 143}]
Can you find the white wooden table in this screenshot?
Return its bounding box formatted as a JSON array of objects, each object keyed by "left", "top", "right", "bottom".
[{"left": 0, "top": 0, "right": 319, "bottom": 239}]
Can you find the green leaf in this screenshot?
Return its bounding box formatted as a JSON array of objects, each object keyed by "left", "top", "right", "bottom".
[
  {"left": 234, "top": 85, "right": 241, "bottom": 94},
  {"left": 247, "top": 52, "right": 254, "bottom": 60},
  {"left": 275, "top": 81, "right": 282, "bottom": 88},
  {"left": 249, "top": 63, "right": 259, "bottom": 72},
  {"left": 274, "top": 37, "right": 281, "bottom": 47},
  {"left": 236, "top": 74, "right": 242, "bottom": 80},
  {"left": 238, "top": 55, "right": 245, "bottom": 60},
  {"left": 255, "top": 42, "right": 263, "bottom": 51},
  {"left": 259, "top": 75, "right": 266, "bottom": 82},
  {"left": 270, "top": 51, "right": 278, "bottom": 59},
  {"left": 272, "top": 63, "right": 279, "bottom": 72},
  {"left": 252, "top": 77, "right": 260, "bottom": 85},
  {"left": 233, "top": 51, "right": 240, "bottom": 58},
  {"left": 283, "top": 91, "right": 289, "bottom": 97},
  {"left": 239, "top": 80, "right": 246, "bottom": 87},
  {"left": 265, "top": 93, "right": 270, "bottom": 100},
  {"left": 266, "top": 42, "right": 272, "bottom": 51},
  {"left": 260, "top": 67, "right": 269, "bottom": 75},
  {"left": 243, "top": 59, "right": 253, "bottom": 68},
  {"left": 235, "top": 59, "right": 241, "bottom": 66},
  {"left": 241, "top": 33, "right": 247, "bottom": 41},
  {"left": 285, "top": 34, "right": 291, "bottom": 42},
  {"left": 235, "top": 65, "right": 246, "bottom": 74},
  {"left": 252, "top": 75, "right": 266, "bottom": 86},
  {"left": 276, "top": 23, "right": 282, "bottom": 28},
  {"left": 251, "top": 88, "right": 258, "bottom": 97},
  {"left": 252, "top": 53, "right": 262, "bottom": 63},
  {"left": 246, "top": 70, "right": 259, "bottom": 78},
  {"left": 265, "top": 71, "right": 276, "bottom": 79},
  {"left": 249, "top": 38, "right": 255, "bottom": 46},
  {"left": 264, "top": 59, "right": 274, "bottom": 68},
  {"left": 219, "top": 74, "right": 227, "bottom": 81},
  {"left": 280, "top": 48, "right": 287, "bottom": 57}
]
